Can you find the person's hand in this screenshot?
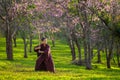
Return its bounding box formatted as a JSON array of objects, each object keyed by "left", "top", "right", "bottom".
[
  {"left": 38, "top": 50, "right": 44, "bottom": 53},
  {"left": 35, "top": 46, "right": 41, "bottom": 50}
]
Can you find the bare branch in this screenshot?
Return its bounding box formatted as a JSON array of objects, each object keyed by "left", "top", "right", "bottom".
[{"left": 0, "top": 14, "right": 5, "bottom": 21}]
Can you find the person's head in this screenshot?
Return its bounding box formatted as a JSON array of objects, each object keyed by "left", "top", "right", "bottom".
[{"left": 41, "top": 37, "right": 47, "bottom": 44}]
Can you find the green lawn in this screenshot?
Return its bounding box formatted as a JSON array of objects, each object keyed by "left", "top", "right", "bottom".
[{"left": 0, "top": 37, "right": 120, "bottom": 80}]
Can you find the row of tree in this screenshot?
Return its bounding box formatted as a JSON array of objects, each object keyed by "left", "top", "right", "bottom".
[
  {"left": 0, "top": 0, "right": 120, "bottom": 69},
  {"left": 60, "top": 0, "right": 120, "bottom": 69}
]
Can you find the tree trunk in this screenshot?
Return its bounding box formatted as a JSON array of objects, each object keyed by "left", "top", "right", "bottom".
[
  {"left": 106, "top": 38, "right": 113, "bottom": 68},
  {"left": 116, "top": 43, "right": 120, "bottom": 67},
  {"left": 81, "top": 3, "right": 92, "bottom": 69},
  {"left": 13, "top": 35, "right": 17, "bottom": 47},
  {"left": 6, "top": 32, "right": 13, "bottom": 60},
  {"left": 68, "top": 37, "right": 76, "bottom": 61},
  {"left": 97, "top": 43, "right": 101, "bottom": 63},
  {"left": 83, "top": 26, "right": 92, "bottom": 69},
  {"left": 52, "top": 39, "right": 55, "bottom": 47},
  {"left": 105, "top": 39, "right": 109, "bottom": 68},
  {"left": 71, "top": 40, "right": 76, "bottom": 61},
  {"left": 51, "top": 33, "right": 55, "bottom": 47},
  {"left": 91, "top": 48, "right": 93, "bottom": 59},
  {"left": 6, "top": 20, "right": 13, "bottom": 60},
  {"left": 106, "top": 57, "right": 111, "bottom": 68},
  {"left": 23, "top": 38, "right": 27, "bottom": 58},
  {"left": 29, "top": 35, "right": 32, "bottom": 53},
  {"left": 83, "top": 30, "right": 89, "bottom": 69},
  {"left": 87, "top": 38, "right": 92, "bottom": 69},
  {"left": 84, "top": 39, "right": 88, "bottom": 69},
  {"left": 74, "top": 37, "right": 82, "bottom": 64},
  {"left": 97, "top": 49, "right": 101, "bottom": 63},
  {"left": 117, "top": 52, "right": 120, "bottom": 67}
]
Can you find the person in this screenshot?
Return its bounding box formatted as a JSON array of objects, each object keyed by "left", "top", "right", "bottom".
[{"left": 34, "top": 37, "right": 55, "bottom": 72}]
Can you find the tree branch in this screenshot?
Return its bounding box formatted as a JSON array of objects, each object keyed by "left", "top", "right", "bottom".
[
  {"left": 0, "top": 14, "right": 5, "bottom": 21},
  {"left": 98, "top": 16, "right": 112, "bottom": 31}
]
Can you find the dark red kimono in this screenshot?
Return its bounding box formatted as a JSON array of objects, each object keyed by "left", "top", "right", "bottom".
[{"left": 34, "top": 44, "right": 55, "bottom": 72}]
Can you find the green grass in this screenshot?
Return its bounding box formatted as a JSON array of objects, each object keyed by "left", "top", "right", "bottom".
[{"left": 0, "top": 37, "right": 120, "bottom": 80}]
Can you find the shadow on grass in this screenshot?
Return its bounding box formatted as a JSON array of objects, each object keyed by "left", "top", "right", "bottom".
[
  {"left": 98, "top": 68, "right": 120, "bottom": 74},
  {"left": 14, "top": 69, "right": 35, "bottom": 72}
]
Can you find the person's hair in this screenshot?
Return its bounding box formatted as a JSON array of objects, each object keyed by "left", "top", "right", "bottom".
[{"left": 41, "top": 37, "right": 46, "bottom": 41}]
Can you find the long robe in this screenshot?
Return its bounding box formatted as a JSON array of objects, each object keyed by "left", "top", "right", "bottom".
[{"left": 34, "top": 44, "right": 55, "bottom": 72}]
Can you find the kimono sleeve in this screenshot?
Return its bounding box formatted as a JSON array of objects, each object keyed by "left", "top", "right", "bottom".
[{"left": 34, "top": 45, "right": 40, "bottom": 52}]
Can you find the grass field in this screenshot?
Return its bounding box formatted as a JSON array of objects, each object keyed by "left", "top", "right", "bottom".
[{"left": 0, "top": 37, "right": 120, "bottom": 80}]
